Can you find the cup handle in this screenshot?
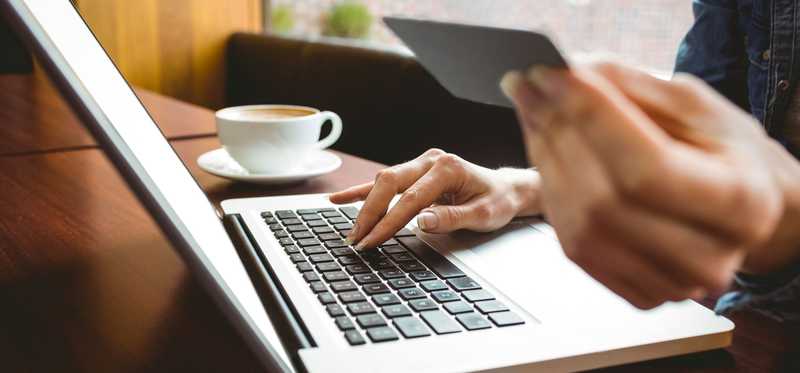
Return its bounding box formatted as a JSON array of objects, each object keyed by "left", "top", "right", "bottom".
[{"left": 315, "top": 111, "right": 342, "bottom": 149}]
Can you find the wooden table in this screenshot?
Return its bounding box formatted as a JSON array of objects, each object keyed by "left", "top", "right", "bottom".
[{"left": 0, "top": 74, "right": 797, "bottom": 373}]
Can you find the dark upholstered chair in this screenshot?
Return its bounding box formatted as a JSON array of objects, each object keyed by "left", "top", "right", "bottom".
[{"left": 225, "top": 33, "right": 527, "bottom": 169}]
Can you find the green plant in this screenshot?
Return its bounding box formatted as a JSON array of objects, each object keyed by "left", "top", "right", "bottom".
[
  {"left": 322, "top": 2, "right": 372, "bottom": 39},
  {"left": 270, "top": 4, "right": 294, "bottom": 34}
]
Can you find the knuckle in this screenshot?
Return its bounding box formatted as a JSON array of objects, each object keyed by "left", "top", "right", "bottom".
[
  {"left": 590, "top": 61, "right": 623, "bottom": 77},
  {"left": 670, "top": 73, "right": 705, "bottom": 96},
  {"left": 399, "top": 188, "right": 421, "bottom": 205},
  {"left": 472, "top": 203, "right": 495, "bottom": 222},
  {"left": 584, "top": 193, "right": 617, "bottom": 226},
  {"left": 435, "top": 153, "right": 466, "bottom": 175},
  {"left": 423, "top": 148, "right": 447, "bottom": 158},
  {"left": 375, "top": 168, "right": 399, "bottom": 185},
  {"left": 730, "top": 180, "right": 780, "bottom": 245},
  {"left": 617, "top": 154, "right": 666, "bottom": 199}
]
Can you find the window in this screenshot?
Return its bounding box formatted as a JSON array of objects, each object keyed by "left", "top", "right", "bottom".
[{"left": 268, "top": 0, "right": 694, "bottom": 76}]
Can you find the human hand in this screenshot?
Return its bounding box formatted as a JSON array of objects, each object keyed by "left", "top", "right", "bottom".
[
  {"left": 329, "top": 149, "right": 542, "bottom": 250},
  {"left": 501, "top": 62, "right": 785, "bottom": 309}
]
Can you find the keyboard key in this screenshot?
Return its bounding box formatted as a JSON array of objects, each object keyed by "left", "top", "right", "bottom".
[
  {"left": 339, "top": 206, "right": 359, "bottom": 220},
  {"left": 382, "top": 304, "right": 412, "bottom": 318},
  {"left": 390, "top": 253, "right": 416, "bottom": 262},
  {"left": 388, "top": 278, "right": 415, "bottom": 289},
  {"left": 409, "top": 298, "right": 439, "bottom": 312},
  {"left": 309, "top": 281, "right": 328, "bottom": 293},
  {"left": 345, "top": 264, "right": 371, "bottom": 274},
  {"left": 363, "top": 283, "right": 391, "bottom": 295},
  {"left": 275, "top": 210, "right": 297, "bottom": 219},
  {"left": 302, "top": 246, "right": 326, "bottom": 255},
  {"left": 372, "top": 293, "right": 401, "bottom": 306},
  {"left": 344, "top": 330, "right": 366, "bottom": 345},
  {"left": 420, "top": 311, "right": 462, "bottom": 334},
  {"left": 353, "top": 273, "right": 381, "bottom": 284},
  {"left": 318, "top": 232, "right": 341, "bottom": 241},
  {"left": 371, "top": 260, "right": 396, "bottom": 270},
  {"left": 489, "top": 311, "right": 525, "bottom": 327},
  {"left": 317, "top": 208, "right": 337, "bottom": 212},
  {"left": 331, "top": 281, "right": 358, "bottom": 293},
  {"left": 335, "top": 316, "right": 356, "bottom": 331},
  {"left": 356, "top": 314, "right": 387, "bottom": 328},
  {"left": 274, "top": 230, "right": 289, "bottom": 238},
  {"left": 381, "top": 245, "right": 407, "bottom": 254},
  {"left": 301, "top": 214, "right": 322, "bottom": 221},
  {"left": 366, "top": 326, "right": 399, "bottom": 343},
  {"left": 302, "top": 272, "right": 320, "bottom": 282},
  {"left": 456, "top": 313, "right": 492, "bottom": 330},
  {"left": 410, "top": 271, "right": 436, "bottom": 282},
  {"left": 393, "top": 316, "right": 431, "bottom": 338},
  {"left": 284, "top": 245, "right": 300, "bottom": 254},
  {"left": 269, "top": 223, "right": 283, "bottom": 231},
  {"left": 398, "top": 287, "right": 426, "bottom": 300},
  {"left": 338, "top": 256, "right": 363, "bottom": 265},
  {"left": 286, "top": 224, "right": 308, "bottom": 233},
  {"left": 397, "top": 237, "right": 466, "bottom": 279},
  {"left": 291, "top": 231, "right": 314, "bottom": 239},
  {"left": 296, "top": 262, "right": 313, "bottom": 272},
  {"left": 297, "top": 238, "right": 322, "bottom": 247},
  {"left": 282, "top": 218, "right": 302, "bottom": 226},
  {"left": 260, "top": 211, "right": 273, "bottom": 218},
  {"left": 288, "top": 254, "right": 306, "bottom": 263},
  {"left": 475, "top": 300, "right": 509, "bottom": 314},
  {"left": 443, "top": 301, "right": 473, "bottom": 315},
  {"left": 322, "top": 271, "right": 349, "bottom": 282},
  {"left": 394, "top": 228, "right": 415, "bottom": 237},
  {"left": 463, "top": 289, "right": 495, "bottom": 303},
  {"left": 431, "top": 290, "right": 460, "bottom": 303},
  {"left": 327, "top": 217, "right": 349, "bottom": 224},
  {"left": 316, "top": 262, "right": 341, "bottom": 272},
  {"left": 264, "top": 217, "right": 277, "bottom": 224},
  {"left": 278, "top": 238, "right": 295, "bottom": 246},
  {"left": 296, "top": 208, "right": 320, "bottom": 214},
  {"left": 420, "top": 280, "right": 448, "bottom": 292},
  {"left": 322, "top": 211, "right": 342, "bottom": 218},
  {"left": 347, "top": 302, "right": 375, "bottom": 315},
  {"left": 312, "top": 226, "right": 334, "bottom": 234},
  {"left": 340, "top": 229, "right": 352, "bottom": 237},
  {"left": 324, "top": 239, "right": 348, "bottom": 249},
  {"left": 338, "top": 291, "right": 366, "bottom": 303},
  {"left": 398, "top": 261, "right": 426, "bottom": 272},
  {"left": 327, "top": 304, "right": 346, "bottom": 317},
  {"left": 333, "top": 222, "right": 354, "bottom": 231},
  {"left": 360, "top": 251, "right": 386, "bottom": 263},
  {"left": 448, "top": 277, "right": 481, "bottom": 291},
  {"left": 318, "top": 292, "right": 336, "bottom": 304},
  {"left": 309, "top": 253, "right": 334, "bottom": 263},
  {"left": 331, "top": 248, "right": 355, "bottom": 257},
  {"left": 307, "top": 220, "right": 328, "bottom": 227},
  {"left": 378, "top": 268, "right": 404, "bottom": 279}
]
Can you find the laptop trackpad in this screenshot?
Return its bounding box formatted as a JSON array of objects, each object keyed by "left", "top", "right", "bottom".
[{"left": 419, "top": 218, "right": 634, "bottom": 324}]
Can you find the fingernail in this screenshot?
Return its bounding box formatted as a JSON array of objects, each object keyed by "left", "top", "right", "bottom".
[
  {"left": 344, "top": 237, "right": 354, "bottom": 245},
  {"left": 500, "top": 71, "right": 524, "bottom": 99},
  {"left": 417, "top": 211, "right": 438, "bottom": 230},
  {"left": 354, "top": 241, "right": 366, "bottom": 251},
  {"left": 527, "top": 66, "right": 564, "bottom": 100}
]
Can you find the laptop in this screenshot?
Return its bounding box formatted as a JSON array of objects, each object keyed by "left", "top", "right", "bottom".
[{"left": 1, "top": 1, "right": 734, "bottom": 372}]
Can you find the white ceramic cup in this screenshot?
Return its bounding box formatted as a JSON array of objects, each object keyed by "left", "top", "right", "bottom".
[{"left": 215, "top": 104, "right": 342, "bottom": 174}]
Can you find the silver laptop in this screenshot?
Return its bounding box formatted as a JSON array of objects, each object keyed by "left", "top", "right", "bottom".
[{"left": 2, "top": 1, "right": 733, "bottom": 371}]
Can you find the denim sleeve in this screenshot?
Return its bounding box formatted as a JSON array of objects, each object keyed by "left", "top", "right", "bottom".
[
  {"left": 674, "top": 0, "right": 750, "bottom": 112},
  {"left": 715, "top": 263, "right": 800, "bottom": 322}
]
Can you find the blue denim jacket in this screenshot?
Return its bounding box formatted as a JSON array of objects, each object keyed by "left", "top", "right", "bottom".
[{"left": 675, "top": 0, "right": 800, "bottom": 321}]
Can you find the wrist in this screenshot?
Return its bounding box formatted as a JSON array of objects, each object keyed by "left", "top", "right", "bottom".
[{"left": 497, "top": 167, "right": 543, "bottom": 218}]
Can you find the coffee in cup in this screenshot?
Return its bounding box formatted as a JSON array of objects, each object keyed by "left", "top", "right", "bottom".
[{"left": 216, "top": 105, "right": 342, "bottom": 174}]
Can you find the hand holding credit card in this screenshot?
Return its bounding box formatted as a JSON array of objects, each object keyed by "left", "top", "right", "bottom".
[{"left": 383, "top": 16, "right": 568, "bottom": 108}]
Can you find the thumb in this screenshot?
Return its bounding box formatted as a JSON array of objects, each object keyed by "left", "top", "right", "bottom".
[{"left": 416, "top": 204, "right": 481, "bottom": 233}]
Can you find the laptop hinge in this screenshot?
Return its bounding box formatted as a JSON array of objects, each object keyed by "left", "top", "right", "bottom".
[{"left": 223, "top": 213, "right": 314, "bottom": 373}]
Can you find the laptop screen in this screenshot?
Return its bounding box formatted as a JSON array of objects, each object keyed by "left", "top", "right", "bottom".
[{"left": 6, "top": 0, "right": 286, "bottom": 367}]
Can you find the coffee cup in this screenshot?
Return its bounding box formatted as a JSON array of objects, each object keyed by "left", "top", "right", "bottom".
[{"left": 215, "top": 104, "right": 342, "bottom": 174}]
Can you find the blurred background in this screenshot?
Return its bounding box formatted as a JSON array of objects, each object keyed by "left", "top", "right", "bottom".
[{"left": 1, "top": 0, "right": 696, "bottom": 168}]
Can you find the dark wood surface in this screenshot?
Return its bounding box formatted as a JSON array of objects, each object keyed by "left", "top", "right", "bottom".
[
  {"left": 0, "top": 75, "right": 797, "bottom": 373},
  {"left": 0, "top": 73, "right": 216, "bottom": 156}
]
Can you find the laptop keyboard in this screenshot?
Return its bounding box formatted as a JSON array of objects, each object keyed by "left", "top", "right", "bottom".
[{"left": 261, "top": 206, "right": 525, "bottom": 346}]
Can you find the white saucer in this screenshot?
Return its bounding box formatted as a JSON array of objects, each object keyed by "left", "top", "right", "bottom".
[{"left": 197, "top": 148, "right": 342, "bottom": 185}]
